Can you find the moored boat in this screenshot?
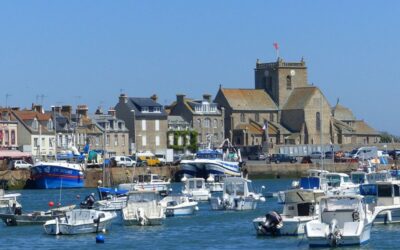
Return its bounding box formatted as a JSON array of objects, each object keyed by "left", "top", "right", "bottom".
[
  {"left": 160, "top": 195, "right": 198, "bottom": 216},
  {"left": 30, "top": 161, "right": 85, "bottom": 189}
]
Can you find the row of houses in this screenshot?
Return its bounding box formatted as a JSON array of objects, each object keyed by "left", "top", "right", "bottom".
[{"left": 0, "top": 57, "right": 381, "bottom": 159}]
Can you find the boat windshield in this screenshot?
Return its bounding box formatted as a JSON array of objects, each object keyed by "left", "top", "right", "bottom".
[
  {"left": 196, "top": 151, "right": 223, "bottom": 160},
  {"left": 138, "top": 175, "right": 152, "bottom": 183},
  {"left": 128, "top": 192, "right": 159, "bottom": 202},
  {"left": 321, "top": 197, "right": 360, "bottom": 212},
  {"left": 225, "top": 181, "right": 245, "bottom": 196},
  {"left": 351, "top": 173, "right": 366, "bottom": 184}
]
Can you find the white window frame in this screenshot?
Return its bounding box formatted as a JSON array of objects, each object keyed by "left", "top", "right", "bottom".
[
  {"left": 155, "top": 135, "right": 160, "bottom": 146},
  {"left": 142, "top": 120, "right": 147, "bottom": 131},
  {"left": 142, "top": 136, "right": 147, "bottom": 146},
  {"left": 155, "top": 120, "right": 159, "bottom": 131}
]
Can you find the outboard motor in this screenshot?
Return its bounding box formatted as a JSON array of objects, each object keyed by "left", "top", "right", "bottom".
[
  {"left": 327, "top": 219, "right": 342, "bottom": 247},
  {"left": 260, "top": 211, "right": 283, "bottom": 235},
  {"left": 80, "top": 193, "right": 96, "bottom": 209}
]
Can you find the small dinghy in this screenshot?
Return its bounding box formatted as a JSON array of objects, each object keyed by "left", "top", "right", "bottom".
[{"left": 43, "top": 209, "right": 116, "bottom": 235}]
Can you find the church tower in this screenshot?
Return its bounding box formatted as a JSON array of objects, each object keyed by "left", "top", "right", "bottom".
[{"left": 255, "top": 58, "right": 308, "bottom": 108}]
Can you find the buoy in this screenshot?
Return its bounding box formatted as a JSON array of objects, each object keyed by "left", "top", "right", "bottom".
[
  {"left": 96, "top": 234, "right": 105, "bottom": 243},
  {"left": 97, "top": 180, "right": 103, "bottom": 186},
  {"left": 76, "top": 195, "right": 81, "bottom": 200},
  {"left": 48, "top": 201, "right": 54, "bottom": 207}
]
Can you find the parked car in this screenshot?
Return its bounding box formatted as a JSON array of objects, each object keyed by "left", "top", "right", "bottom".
[
  {"left": 309, "top": 151, "right": 324, "bottom": 159},
  {"left": 12, "top": 160, "right": 33, "bottom": 170},
  {"left": 110, "top": 156, "right": 136, "bottom": 167},
  {"left": 137, "top": 156, "right": 161, "bottom": 167},
  {"left": 247, "top": 152, "right": 267, "bottom": 161},
  {"left": 267, "top": 154, "right": 297, "bottom": 164}
]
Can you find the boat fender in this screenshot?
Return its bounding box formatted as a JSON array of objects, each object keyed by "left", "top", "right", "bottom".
[{"left": 352, "top": 211, "right": 360, "bottom": 222}]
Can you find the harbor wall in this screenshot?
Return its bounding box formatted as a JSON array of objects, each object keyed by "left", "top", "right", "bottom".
[{"left": 0, "top": 163, "right": 392, "bottom": 189}]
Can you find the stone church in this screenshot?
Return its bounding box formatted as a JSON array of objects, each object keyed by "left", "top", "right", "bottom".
[{"left": 214, "top": 57, "right": 380, "bottom": 147}]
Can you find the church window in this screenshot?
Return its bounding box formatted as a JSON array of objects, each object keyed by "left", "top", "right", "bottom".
[
  {"left": 240, "top": 113, "right": 245, "bottom": 123},
  {"left": 316, "top": 112, "right": 321, "bottom": 131},
  {"left": 255, "top": 113, "right": 259, "bottom": 122},
  {"left": 286, "top": 75, "right": 292, "bottom": 90}
]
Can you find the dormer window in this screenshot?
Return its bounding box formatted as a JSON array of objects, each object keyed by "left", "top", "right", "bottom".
[
  {"left": 47, "top": 119, "right": 54, "bottom": 131},
  {"left": 32, "top": 118, "right": 39, "bottom": 130},
  {"left": 142, "top": 107, "right": 149, "bottom": 113},
  {"left": 153, "top": 107, "right": 161, "bottom": 113}
]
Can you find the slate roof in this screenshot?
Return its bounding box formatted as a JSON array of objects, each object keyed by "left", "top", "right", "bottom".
[
  {"left": 220, "top": 88, "right": 278, "bottom": 111},
  {"left": 283, "top": 87, "right": 319, "bottom": 110},
  {"left": 126, "top": 97, "right": 167, "bottom": 119},
  {"left": 353, "top": 120, "right": 380, "bottom": 135}
]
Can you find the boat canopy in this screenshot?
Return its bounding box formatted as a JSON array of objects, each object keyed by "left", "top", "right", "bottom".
[
  {"left": 98, "top": 187, "right": 128, "bottom": 196},
  {"left": 300, "top": 177, "right": 321, "bottom": 189},
  {"left": 196, "top": 149, "right": 223, "bottom": 159}
]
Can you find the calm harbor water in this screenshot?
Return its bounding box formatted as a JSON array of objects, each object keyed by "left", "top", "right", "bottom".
[{"left": 0, "top": 179, "right": 399, "bottom": 250}]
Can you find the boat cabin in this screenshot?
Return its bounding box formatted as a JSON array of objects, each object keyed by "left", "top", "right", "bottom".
[
  {"left": 126, "top": 190, "right": 160, "bottom": 203},
  {"left": 223, "top": 177, "right": 253, "bottom": 197},
  {"left": 195, "top": 149, "right": 223, "bottom": 160},
  {"left": 367, "top": 171, "right": 393, "bottom": 184},
  {"left": 136, "top": 174, "right": 165, "bottom": 184},
  {"left": 325, "top": 173, "right": 352, "bottom": 188},
  {"left": 282, "top": 189, "right": 325, "bottom": 217},
  {"left": 375, "top": 181, "right": 400, "bottom": 207},
  {"left": 319, "top": 195, "right": 366, "bottom": 228},
  {"left": 185, "top": 178, "right": 206, "bottom": 191},
  {"left": 351, "top": 171, "right": 367, "bottom": 184},
  {"left": 307, "top": 169, "right": 329, "bottom": 178}
]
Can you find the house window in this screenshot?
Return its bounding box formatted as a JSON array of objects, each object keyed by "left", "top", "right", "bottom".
[
  {"left": 197, "top": 118, "right": 202, "bottom": 128},
  {"left": 11, "top": 130, "right": 15, "bottom": 145},
  {"left": 255, "top": 113, "right": 259, "bottom": 122},
  {"left": 270, "top": 113, "right": 274, "bottom": 122},
  {"left": 41, "top": 138, "right": 45, "bottom": 147},
  {"left": 142, "top": 136, "right": 147, "bottom": 146},
  {"left": 106, "top": 135, "right": 110, "bottom": 146},
  {"left": 316, "top": 112, "right": 321, "bottom": 131},
  {"left": 48, "top": 119, "right": 53, "bottom": 131},
  {"left": 4, "top": 130, "right": 9, "bottom": 145},
  {"left": 178, "top": 136, "right": 183, "bottom": 146},
  {"left": 213, "top": 119, "right": 218, "bottom": 128},
  {"left": 142, "top": 107, "right": 149, "bottom": 113},
  {"left": 240, "top": 113, "right": 245, "bottom": 123},
  {"left": 114, "top": 134, "right": 118, "bottom": 146},
  {"left": 155, "top": 135, "right": 160, "bottom": 146},
  {"left": 122, "top": 135, "right": 125, "bottom": 146},
  {"left": 142, "top": 120, "right": 147, "bottom": 131},
  {"left": 204, "top": 118, "right": 211, "bottom": 128},
  {"left": 155, "top": 120, "right": 160, "bottom": 131},
  {"left": 32, "top": 119, "right": 39, "bottom": 130},
  {"left": 49, "top": 138, "right": 53, "bottom": 147},
  {"left": 286, "top": 75, "right": 292, "bottom": 90},
  {"left": 34, "top": 138, "right": 38, "bottom": 147},
  {"left": 153, "top": 107, "right": 161, "bottom": 113},
  {"left": 168, "top": 134, "right": 174, "bottom": 146}
]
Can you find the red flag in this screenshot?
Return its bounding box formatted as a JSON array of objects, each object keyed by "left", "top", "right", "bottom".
[{"left": 273, "top": 42, "right": 279, "bottom": 50}]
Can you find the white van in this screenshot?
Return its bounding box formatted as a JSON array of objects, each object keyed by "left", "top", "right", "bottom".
[
  {"left": 111, "top": 156, "right": 136, "bottom": 167},
  {"left": 350, "top": 146, "right": 377, "bottom": 160}
]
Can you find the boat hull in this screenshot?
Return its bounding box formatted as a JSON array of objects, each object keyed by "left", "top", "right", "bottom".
[
  {"left": 44, "top": 219, "right": 113, "bottom": 235},
  {"left": 180, "top": 160, "right": 241, "bottom": 178},
  {"left": 123, "top": 216, "right": 164, "bottom": 226},
  {"left": 31, "top": 164, "right": 84, "bottom": 189},
  {"left": 166, "top": 205, "right": 197, "bottom": 217},
  {"left": 374, "top": 209, "right": 400, "bottom": 224},
  {"left": 253, "top": 216, "right": 315, "bottom": 236},
  {"left": 210, "top": 197, "right": 257, "bottom": 211}
]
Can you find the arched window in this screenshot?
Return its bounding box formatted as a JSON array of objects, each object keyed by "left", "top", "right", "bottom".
[
  {"left": 240, "top": 113, "right": 245, "bottom": 123},
  {"left": 213, "top": 119, "right": 218, "bottom": 128},
  {"left": 286, "top": 75, "right": 292, "bottom": 90},
  {"left": 316, "top": 112, "right": 321, "bottom": 131},
  {"left": 204, "top": 118, "right": 211, "bottom": 128},
  {"left": 197, "top": 118, "right": 202, "bottom": 128},
  {"left": 32, "top": 118, "right": 39, "bottom": 130}
]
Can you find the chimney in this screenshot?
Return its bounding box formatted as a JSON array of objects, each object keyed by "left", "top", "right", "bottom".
[
  {"left": 52, "top": 106, "right": 61, "bottom": 113},
  {"left": 108, "top": 107, "right": 116, "bottom": 117},
  {"left": 76, "top": 105, "right": 89, "bottom": 117},
  {"left": 176, "top": 94, "right": 185, "bottom": 104},
  {"left": 95, "top": 106, "right": 103, "bottom": 115},
  {"left": 11, "top": 107, "right": 20, "bottom": 111},
  {"left": 203, "top": 94, "right": 212, "bottom": 103},
  {"left": 61, "top": 105, "right": 72, "bottom": 116},
  {"left": 119, "top": 93, "right": 128, "bottom": 104},
  {"left": 150, "top": 94, "right": 158, "bottom": 102},
  {"left": 32, "top": 104, "right": 43, "bottom": 113}
]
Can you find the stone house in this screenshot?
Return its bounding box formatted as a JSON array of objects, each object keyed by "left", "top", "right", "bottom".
[
  {"left": 115, "top": 94, "right": 168, "bottom": 154},
  {"left": 166, "top": 115, "right": 197, "bottom": 153},
  {"left": 168, "top": 94, "right": 224, "bottom": 148},
  {"left": 93, "top": 107, "right": 130, "bottom": 157}
]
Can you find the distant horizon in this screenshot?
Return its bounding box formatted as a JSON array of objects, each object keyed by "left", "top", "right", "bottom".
[{"left": 1, "top": 1, "right": 399, "bottom": 135}]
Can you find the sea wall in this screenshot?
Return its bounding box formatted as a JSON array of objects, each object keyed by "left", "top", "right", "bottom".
[{"left": 0, "top": 163, "right": 392, "bottom": 189}]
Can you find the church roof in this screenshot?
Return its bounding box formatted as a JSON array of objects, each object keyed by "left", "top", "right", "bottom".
[
  {"left": 333, "top": 104, "right": 356, "bottom": 121},
  {"left": 219, "top": 88, "right": 277, "bottom": 111},
  {"left": 353, "top": 120, "right": 380, "bottom": 135},
  {"left": 283, "top": 87, "right": 319, "bottom": 110}
]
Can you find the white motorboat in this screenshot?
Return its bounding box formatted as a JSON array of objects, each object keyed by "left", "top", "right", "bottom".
[
  {"left": 325, "top": 173, "right": 359, "bottom": 196},
  {"left": 182, "top": 177, "right": 211, "bottom": 201},
  {"left": 122, "top": 191, "right": 165, "bottom": 226},
  {"left": 361, "top": 180, "right": 400, "bottom": 224},
  {"left": 119, "top": 174, "right": 170, "bottom": 196},
  {"left": 0, "top": 190, "right": 22, "bottom": 215},
  {"left": 210, "top": 177, "right": 258, "bottom": 211},
  {"left": 160, "top": 195, "right": 198, "bottom": 216},
  {"left": 205, "top": 174, "right": 225, "bottom": 192},
  {"left": 0, "top": 205, "right": 76, "bottom": 226},
  {"left": 43, "top": 209, "right": 116, "bottom": 235},
  {"left": 253, "top": 189, "right": 324, "bottom": 236},
  {"left": 92, "top": 187, "right": 128, "bottom": 211},
  {"left": 305, "top": 195, "right": 399, "bottom": 247}
]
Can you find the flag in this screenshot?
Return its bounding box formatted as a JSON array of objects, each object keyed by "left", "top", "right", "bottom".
[{"left": 273, "top": 42, "right": 279, "bottom": 50}]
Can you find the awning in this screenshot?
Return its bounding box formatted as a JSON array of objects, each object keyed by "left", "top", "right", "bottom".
[{"left": 0, "top": 150, "right": 32, "bottom": 159}]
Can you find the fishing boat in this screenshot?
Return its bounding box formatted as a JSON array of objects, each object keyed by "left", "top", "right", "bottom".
[
  {"left": 253, "top": 189, "right": 324, "bottom": 236},
  {"left": 30, "top": 161, "right": 85, "bottom": 189},
  {"left": 210, "top": 177, "right": 258, "bottom": 211},
  {"left": 181, "top": 177, "right": 211, "bottom": 201},
  {"left": 325, "top": 173, "right": 359, "bottom": 196},
  {"left": 43, "top": 209, "right": 116, "bottom": 235},
  {"left": 180, "top": 139, "right": 242, "bottom": 179},
  {"left": 305, "top": 195, "right": 400, "bottom": 247},
  {"left": 0, "top": 205, "right": 76, "bottom": 226},
  {"left": 160, "top": 195, "right": 198, "bottom": 217},
  {"left": 118, "top": 174, "right": 170, "bottom": 196},
  {"left": 205, "top": 174, "right": 225, "bottom": 192},
  {"left": 0, "top": 190, "right": 22, "bottom": 215},
  {"left": 122, "top": 191, "right": 165, "bottom": 226}
]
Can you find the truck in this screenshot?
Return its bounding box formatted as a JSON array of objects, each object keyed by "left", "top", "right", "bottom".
[{"left": 155, "top": 149, "right": 174, "bottom": 166}]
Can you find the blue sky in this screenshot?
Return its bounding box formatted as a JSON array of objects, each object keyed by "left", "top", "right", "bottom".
[{"left": 1, "top": 1, "right": 399, "bottom": 134}]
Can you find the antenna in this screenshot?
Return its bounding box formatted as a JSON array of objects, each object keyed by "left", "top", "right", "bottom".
[{"left": 5, "top": 94, "right": 11, "bottom": 107}]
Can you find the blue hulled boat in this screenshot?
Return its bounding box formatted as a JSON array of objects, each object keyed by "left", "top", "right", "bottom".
[{"left": 30, "top": 161, "right": 85, "bottom": 189}]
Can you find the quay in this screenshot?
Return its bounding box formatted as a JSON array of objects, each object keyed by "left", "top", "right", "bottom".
[{"left": 0, "top": 162, "right": 384, "bottom": 189}]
